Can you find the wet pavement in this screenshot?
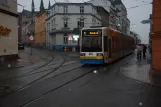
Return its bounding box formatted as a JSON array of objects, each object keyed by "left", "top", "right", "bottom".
[
  {"left": 0, "top": 49, "right": 161, "bottom": 107},
  {"left": 120, "top": 52, "right": 161, "bottom": 87},
  {"left": 0, "top": 48, "right": 41, "bottom": 69}
]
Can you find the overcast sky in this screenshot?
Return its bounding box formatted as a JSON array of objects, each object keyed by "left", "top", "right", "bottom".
[{"left": 17, "top": 0, "right": 152, "bottom": 44}]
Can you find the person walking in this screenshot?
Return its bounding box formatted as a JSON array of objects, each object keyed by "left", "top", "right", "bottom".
[
  {"left": 142, "top": 44, "right": 147, "bottom": 59},
  {"left": 137, "top": 44, "right": 143, "bottom": 60}
]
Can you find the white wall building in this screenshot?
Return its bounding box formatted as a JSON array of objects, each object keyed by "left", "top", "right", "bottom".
[
  {"left": 46, "top": 2, "right": 101, "bottom": 50},
  {"left": 0, "top": 0, "right": 18, "bottom": 59}
]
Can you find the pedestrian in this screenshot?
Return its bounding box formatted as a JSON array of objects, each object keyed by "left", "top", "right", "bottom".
[
  {"left": 137, "top": 44, "right": 143, "bottom": 60},
  {"left": 142, "top": 44, "right": 147, "bottom": 59}
]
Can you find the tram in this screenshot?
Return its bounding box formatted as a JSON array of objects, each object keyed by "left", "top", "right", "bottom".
[{"left": 80, "top": 27, "right": 136, "bottom": 64}]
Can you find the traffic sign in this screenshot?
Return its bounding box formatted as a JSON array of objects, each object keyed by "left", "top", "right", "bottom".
[
  {"left": 68, "top": 36, "right": 73, "bottom": 40},
  {"left": 29, "top": 35, "right": 34, "bottom": 41}
]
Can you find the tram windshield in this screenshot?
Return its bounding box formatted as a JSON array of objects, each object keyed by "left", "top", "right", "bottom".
[{"left": 81, "top": 29, "right": 102, "bottom": 52}]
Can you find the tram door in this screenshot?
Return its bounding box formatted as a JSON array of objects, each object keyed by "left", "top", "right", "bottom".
[
  {"left": 108, "top": 38, "right": 112, "bottom": 58},
  {"left": 104, "top": 36, "right": 108, "bottom": 63}
]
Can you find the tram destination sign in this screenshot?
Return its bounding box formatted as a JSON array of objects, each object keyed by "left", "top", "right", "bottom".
[{"left": 83, "top": 29, "right": 102, "bottom": 36}]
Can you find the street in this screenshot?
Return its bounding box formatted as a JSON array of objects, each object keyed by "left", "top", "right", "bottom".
[{"left": 0, "top": 48, "right": 160, "bottom": 107}]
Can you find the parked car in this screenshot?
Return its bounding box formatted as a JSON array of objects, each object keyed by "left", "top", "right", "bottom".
[{"left": 18, "top": 42, "right": 24, "bottom": 50}]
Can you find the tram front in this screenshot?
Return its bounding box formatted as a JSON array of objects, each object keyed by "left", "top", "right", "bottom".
[{"left": 80, "top": 28, "right": 104, "bottom": 64}]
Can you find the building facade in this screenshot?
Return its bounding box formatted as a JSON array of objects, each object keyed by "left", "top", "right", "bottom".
[
  {"left": 21, "top": 0, "right": 39, "bottom": 44},
  {"left": 113, "top": 0, "right": 129, "bottom": 34},
  {"left": 35, "top": 10, "right": 46, "bottom": 46},
  {"left": 88, "top": 0, "right": 120, "bottom": 30},
  {"left": 0, "top": 0, "right": 18, "bottom": 59},
  {"left": 126, "top": 18, "right": 130, "bottom": 35},
  {"left": 18, "top": 12, "right": 22, "bottom": 41},
  {"left": 46, "top": 3, "right": 101, "bottom": 50},
  {"left": 21, "top": 10, "right": 35, "bottom": 44},
  {"left": 151, "top": 0, "right": 161, "bottom": 71},
  {"left": 96, "top": 6, "right": 110, "bottom": 27}
]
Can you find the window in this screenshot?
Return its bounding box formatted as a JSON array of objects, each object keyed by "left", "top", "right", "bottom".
[
  {"left": 64, "top": 34, "right": 68, "bottom": 44},
  {"left": 49, "top": 22, "right": 50, "bottom": 31},
  {"left": 0, "top": 0, "right": 7, "bottom": 4},
  {"left": 52, "top": 19, "right": 54, "bottom": 29},
  {"left": 104, "top": 36, "right": 108, "bottom": 52},
  {"left": 64, "top": 18, "right": 68, "bottom": 28},
  {"left": 52, "top": 9, "right": 53, "bottom": 16},
  {"left": 53, "top": 19, "right": 55, "bottom": 28},
  {"left": 52, "top": 19, "right": 55, "bottom": 29},
  {"left": 64, "top": 6, "right": 68, "bottom": 13},
  {"left": 82, "top": 36, "right": 102, "bottom": 52},
  {"left": 80, "top": 6, "right": 84, "bottom": 13},
  {"left": 54, "top": 7, "right": 55, "bottom": 14},
  {"left": 80, "top": 18, "right": 84, "bottom": 27},
  {"left": 47, "top": 23, "right": 48, "bottom": 31}
]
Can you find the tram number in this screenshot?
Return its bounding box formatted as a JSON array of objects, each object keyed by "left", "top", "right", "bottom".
[{"left": 89, "top": 53, "right": 93, "bottom": 55}]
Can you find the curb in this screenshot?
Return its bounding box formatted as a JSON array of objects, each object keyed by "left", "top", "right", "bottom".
[{"left": 118, "top": 67, "right": 161, "bottom": 88}]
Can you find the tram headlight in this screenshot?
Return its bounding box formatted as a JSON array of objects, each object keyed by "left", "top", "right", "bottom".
[
  {"left": 97, "top": 53, "right": 103, "bottom": 56},
  {"left": 80, "top": 53, "right": 85, "bottom": 56}
]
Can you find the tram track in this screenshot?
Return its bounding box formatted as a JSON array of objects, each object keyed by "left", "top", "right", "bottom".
[
  {"left": 0, "top": 56, "right": 54, "bottom": 80},
  {"left": 9, "top": 61, "right": 80, "bottom": 80},
  {"left": 1, "top": 55, "right": 79, "bottom": 81},
  {"left": 20, "top": 66, "right": 98, "bottom": 107},
  {"left": 0, "top": 56, "right": 81, "bottom": 99}
]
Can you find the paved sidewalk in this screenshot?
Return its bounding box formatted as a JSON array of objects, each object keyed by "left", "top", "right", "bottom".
[
  {"left": 0, "top": 50, "right": 41, "bottom": 69},
  {"left": 120, "top": 52, "right": 161, "bottom": 87}
]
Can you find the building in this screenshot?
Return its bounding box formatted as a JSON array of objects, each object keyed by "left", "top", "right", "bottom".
[
  {"left": 88, "top": 0, "right": 120, "bottom": 30},
  {"left": 18, "top": 12, "right": 22, "bottom": 41},
  {"left": 126, "top": 18, "right": 130, "bottom": 35},
  {"left": 88, "top": 0, "right": 130, "bottom": 34},
  {"left": 0, "top": 0, "right": 19, "bottom": 59},
  {"left": 21, "top": 0, "right": 39, "bottom": 44},
  {"left": 46, "top": 2, "right": 101, "bottom": 50},
  {"left": 151, "top": 0, "right": 161, "bottom": 71},
  {"left": 21, "top": 10, "right": 35, "bottom": 44},
  {"left": 113, "top": 0, "right": 129, "bottom": 34},
  {"left": 96, "top": 6, "right": 110, "bottom": 27},
  {"left": 34, "top": 1, "right": 46, "bottom": 46}
]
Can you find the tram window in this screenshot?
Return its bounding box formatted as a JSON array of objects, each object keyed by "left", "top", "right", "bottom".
[
  {"left": 104, "top": 36, "right": 108, "bottom": 52},
  {"left": 81, "top": 36, "right": 102, "bottom": 52}
]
